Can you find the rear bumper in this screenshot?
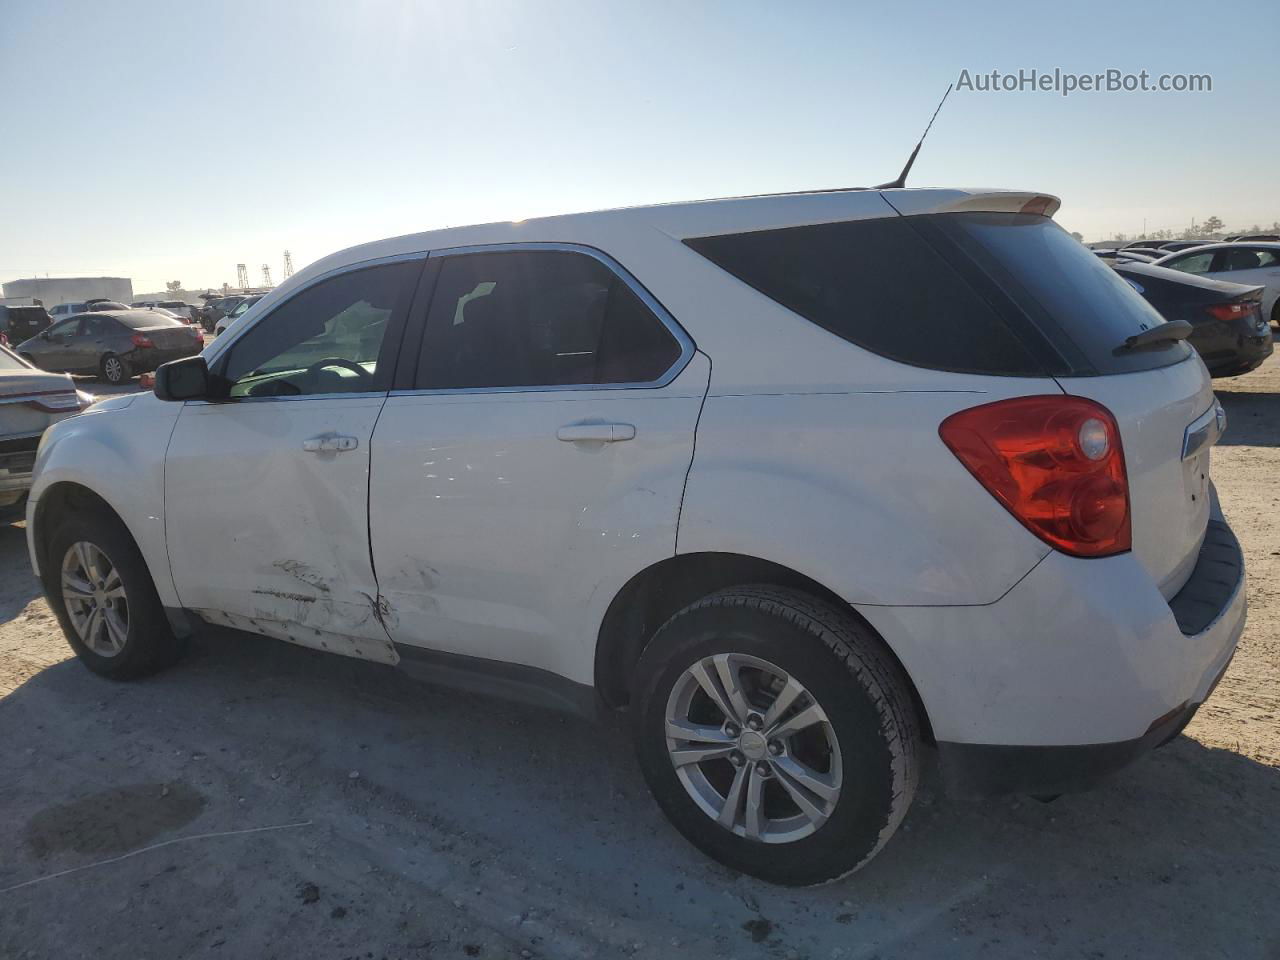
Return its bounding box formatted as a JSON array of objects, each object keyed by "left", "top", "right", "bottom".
[
  {"left": 936, "top": 663, "right": 1229, "bottom": 796},
  {"left": 857, "top": 498, "right": 1246, "bottom": 795},
  {"left": 0, "top": 434, "right": 40, "bottom": 514},
  {"left": 1202, "top": 328, "right": 1273, "bottom": 377}
]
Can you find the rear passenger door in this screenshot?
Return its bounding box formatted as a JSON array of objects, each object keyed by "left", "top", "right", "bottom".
[
  {"left": 1213, "top": 247, "right": 1279, "bottom": 287},
  {"left": 73, "top": 315, "right": 110, "bottom": 370},
  {"left": 369, "top": 245, "right": 709, "bottom": 683}
]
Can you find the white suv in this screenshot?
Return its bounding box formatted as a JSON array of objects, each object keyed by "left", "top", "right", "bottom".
[{"left": 26, "top": 188, "right": 1245, "bottom": 885}]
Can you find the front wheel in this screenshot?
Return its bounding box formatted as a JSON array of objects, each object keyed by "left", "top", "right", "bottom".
[
  {"left": 632, "top": 586, "right": 921, "bottom": 886},
  {"left": 100, "top": 353, "right": 128, "bottom": 384},
  {"left": 43, "top": 510, "right": 186, "bottom": 679}
]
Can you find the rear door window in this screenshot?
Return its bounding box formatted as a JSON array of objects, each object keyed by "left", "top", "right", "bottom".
[
  {"left": 1164, "top": 251, "right": 1216, "bottom": 275},
  {"left": 415, "top": 249, "right": 683, "bottom": 390}
]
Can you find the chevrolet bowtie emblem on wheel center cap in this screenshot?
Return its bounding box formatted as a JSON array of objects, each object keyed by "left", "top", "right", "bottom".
[{"left": 738, "top": 730, "right": 768, "bottom": 761}]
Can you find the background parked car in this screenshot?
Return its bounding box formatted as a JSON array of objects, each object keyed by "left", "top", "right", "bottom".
[
  {"left": 212, "top": 294, "right": 264, "bottom": 335},
  {"left": 1152, "top": 242, "right": 1280, "bottom": 327},
  {"left": 156, "top": 300, "right": 197, "bottom": 323},
  {"left": 49, "top": 299, "right": 130, "bottom": 321},
  {"left": 0, "top": 344, "right": 90, "bottom": 521},
  {"left": 0, "top": 304, "right": 53, "bottom": 346},
  {"left": 1156, "top": 240, "right": 1214, "bottom": 252},
  {"left": 1112, "top": 261, "right": 1273, "bottom": 376},
  {"left": 1093, "top": 249, "right": 1159, "bottom": 264},
  {"left": 198, "top": 296, "right": 246, "bottom": 333},
  {"left": 17, "top": 309, "right": 203, "bottom": 384}
]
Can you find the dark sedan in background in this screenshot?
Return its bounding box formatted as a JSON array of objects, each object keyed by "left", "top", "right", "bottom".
[
  {"left": 1113, "top": 261, "right": 1273, "bottom": 377},
  {"left": 16, "top": 309, "right": 204, "bottom": 384}
]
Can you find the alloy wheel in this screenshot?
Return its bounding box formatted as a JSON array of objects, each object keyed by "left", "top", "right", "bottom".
[
  {"left": 61, "top": 541, "right": 129, "bottom": 657},
  {"left": 104, "top": 356, "right": 125, "bottom": 383},
  {"left": 664, "top": 653, "right": 842, "bottom": 843}
]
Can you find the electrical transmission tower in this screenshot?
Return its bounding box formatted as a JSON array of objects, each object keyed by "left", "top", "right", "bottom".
[
  {"left": 282, "top": 250, "right": 294, "bottom": 279},
  {"left": 261, "top": 264, "right": 273, "bottom": 288},
  {"left": 236, "top": 264, "right": 249, "bottom": 289}
]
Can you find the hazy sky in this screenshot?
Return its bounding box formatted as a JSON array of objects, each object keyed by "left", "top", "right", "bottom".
[{"left": 2, "top": 0, "right": 1276, "bottom": 294}]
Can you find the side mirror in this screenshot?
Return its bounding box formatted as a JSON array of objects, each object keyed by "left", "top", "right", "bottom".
[
  {"left": 40, "top": 331, "right": 50, "bottom": 340},
  {"left": 155, "top": 356, "right": 211, "bottom": 401}
]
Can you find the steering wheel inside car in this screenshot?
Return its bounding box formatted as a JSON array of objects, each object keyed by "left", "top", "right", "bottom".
[{"left": 304, "top": 358, "right": 374, "bottom": 382}]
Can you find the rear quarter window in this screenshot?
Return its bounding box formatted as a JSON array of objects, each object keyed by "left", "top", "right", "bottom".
[
  {"left": 685, "top": 213, "right": 1190, "bottom": 377},
  {"left": 684, "top": 217, "right": 1047, "bottom": 376}
]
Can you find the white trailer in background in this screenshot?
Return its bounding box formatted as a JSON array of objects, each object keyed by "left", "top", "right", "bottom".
[{"left": 1, "top": 276, "right": 133, "bottom": 308}]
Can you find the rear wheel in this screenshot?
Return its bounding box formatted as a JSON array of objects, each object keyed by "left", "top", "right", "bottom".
[
  {"left": 632, "top": 586, "right": 920, "bottom": 886},
  {"left": 43, "top": 510, "right": 186, "bottom": 679},
  {"left": 99, "top": 353, "right": 127, "bottom": 384}
]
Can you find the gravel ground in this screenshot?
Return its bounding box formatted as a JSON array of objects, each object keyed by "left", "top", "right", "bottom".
[{"left": 2, "top": 352, "right": 1278, "bottom": 960}]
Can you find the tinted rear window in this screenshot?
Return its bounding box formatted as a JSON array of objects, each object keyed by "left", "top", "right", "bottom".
[
  {"left": 919, "top": 213, "right": 1191, "bottom": 374},
  {"left": 685, "top": 213, "right": 1190, "bottom": 377},
  {"left": 685, "top": 217, "right": 1045, "bottom": 376},
  {"left": 113, "top": 311, "right": 184, "bottom": 329}
]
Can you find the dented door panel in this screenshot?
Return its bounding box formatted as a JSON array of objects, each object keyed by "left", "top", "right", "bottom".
[
  {"left": 165, "top": 395, "right": 398, "bottom": 664},
  {"left": 368, "top": 352, "right": 710, "bottom": 684}
]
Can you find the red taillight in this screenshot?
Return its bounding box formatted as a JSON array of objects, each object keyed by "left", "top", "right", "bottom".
[
  {"left": 1205, "top": 301, "right": 1257, "bottom": 322},
  {"left": 939, "top": 395, "right": 1131, "bottom": 558},
  {"left": 131, "top": 333, "right": 154, "bottom": 349}
]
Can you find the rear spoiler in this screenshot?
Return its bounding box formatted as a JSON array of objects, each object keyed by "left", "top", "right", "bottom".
[{"left": 880, "top": 189, "right": 1061, "bottom": 219}]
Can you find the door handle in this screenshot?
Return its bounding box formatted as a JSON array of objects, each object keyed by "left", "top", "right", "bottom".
[
  {"left": 556, "top": 422, "right": 636, "bottom": 443},
  {"left": 302, "top": 434, "right": 359, "bottom": 453}
]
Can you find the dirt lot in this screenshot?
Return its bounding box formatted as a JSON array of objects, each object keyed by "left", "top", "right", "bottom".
[{"left": 2, "top": 357, "right": 1278, "bottom": 960}]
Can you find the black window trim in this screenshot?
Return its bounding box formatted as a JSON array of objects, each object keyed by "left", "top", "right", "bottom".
[
  {"left": 392, "top": 242, "right": 696, "bottom": 397},
  {"left": 197, "top": 251, "right": 430, "bottom": 405}
]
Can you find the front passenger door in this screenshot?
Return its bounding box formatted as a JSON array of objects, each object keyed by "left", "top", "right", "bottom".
[
  {"left": 28, "top": 318, "right": 79, "bottom": 371},
  {"left": 164, "top": 258, "right": 423, "bottom": 663}
]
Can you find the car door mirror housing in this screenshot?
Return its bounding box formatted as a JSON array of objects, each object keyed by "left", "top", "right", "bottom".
[{"left": 155, "top": 356, "right": 213, "bottom": 401}]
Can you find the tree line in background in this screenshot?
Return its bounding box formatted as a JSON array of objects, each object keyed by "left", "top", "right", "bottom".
[{"left": 1096, "top": 216, "right": 1280, "bottom": 245}]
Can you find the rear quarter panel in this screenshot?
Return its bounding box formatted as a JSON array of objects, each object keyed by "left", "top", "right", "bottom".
[{"left": 677, "top": 381, "right": 1058, "bottom": 606}]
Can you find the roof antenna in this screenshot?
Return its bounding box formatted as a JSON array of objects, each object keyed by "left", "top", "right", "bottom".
[{"left": 875, "top": 83, "right": 954, "bottom": 190}]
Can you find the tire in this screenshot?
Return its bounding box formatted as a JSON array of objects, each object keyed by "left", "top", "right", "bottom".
[
  {"left": 1271, "top": 300, "right": 1279, "bottom": 330},
  {"left": 42, "top": 509, "right": 187, "bottom": 680},
  {"left": 99, "top": 353, "right": 128, "bottom": 384},
  {"left": 632, "top": 585, "right": 920, "bottom": 886}
]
